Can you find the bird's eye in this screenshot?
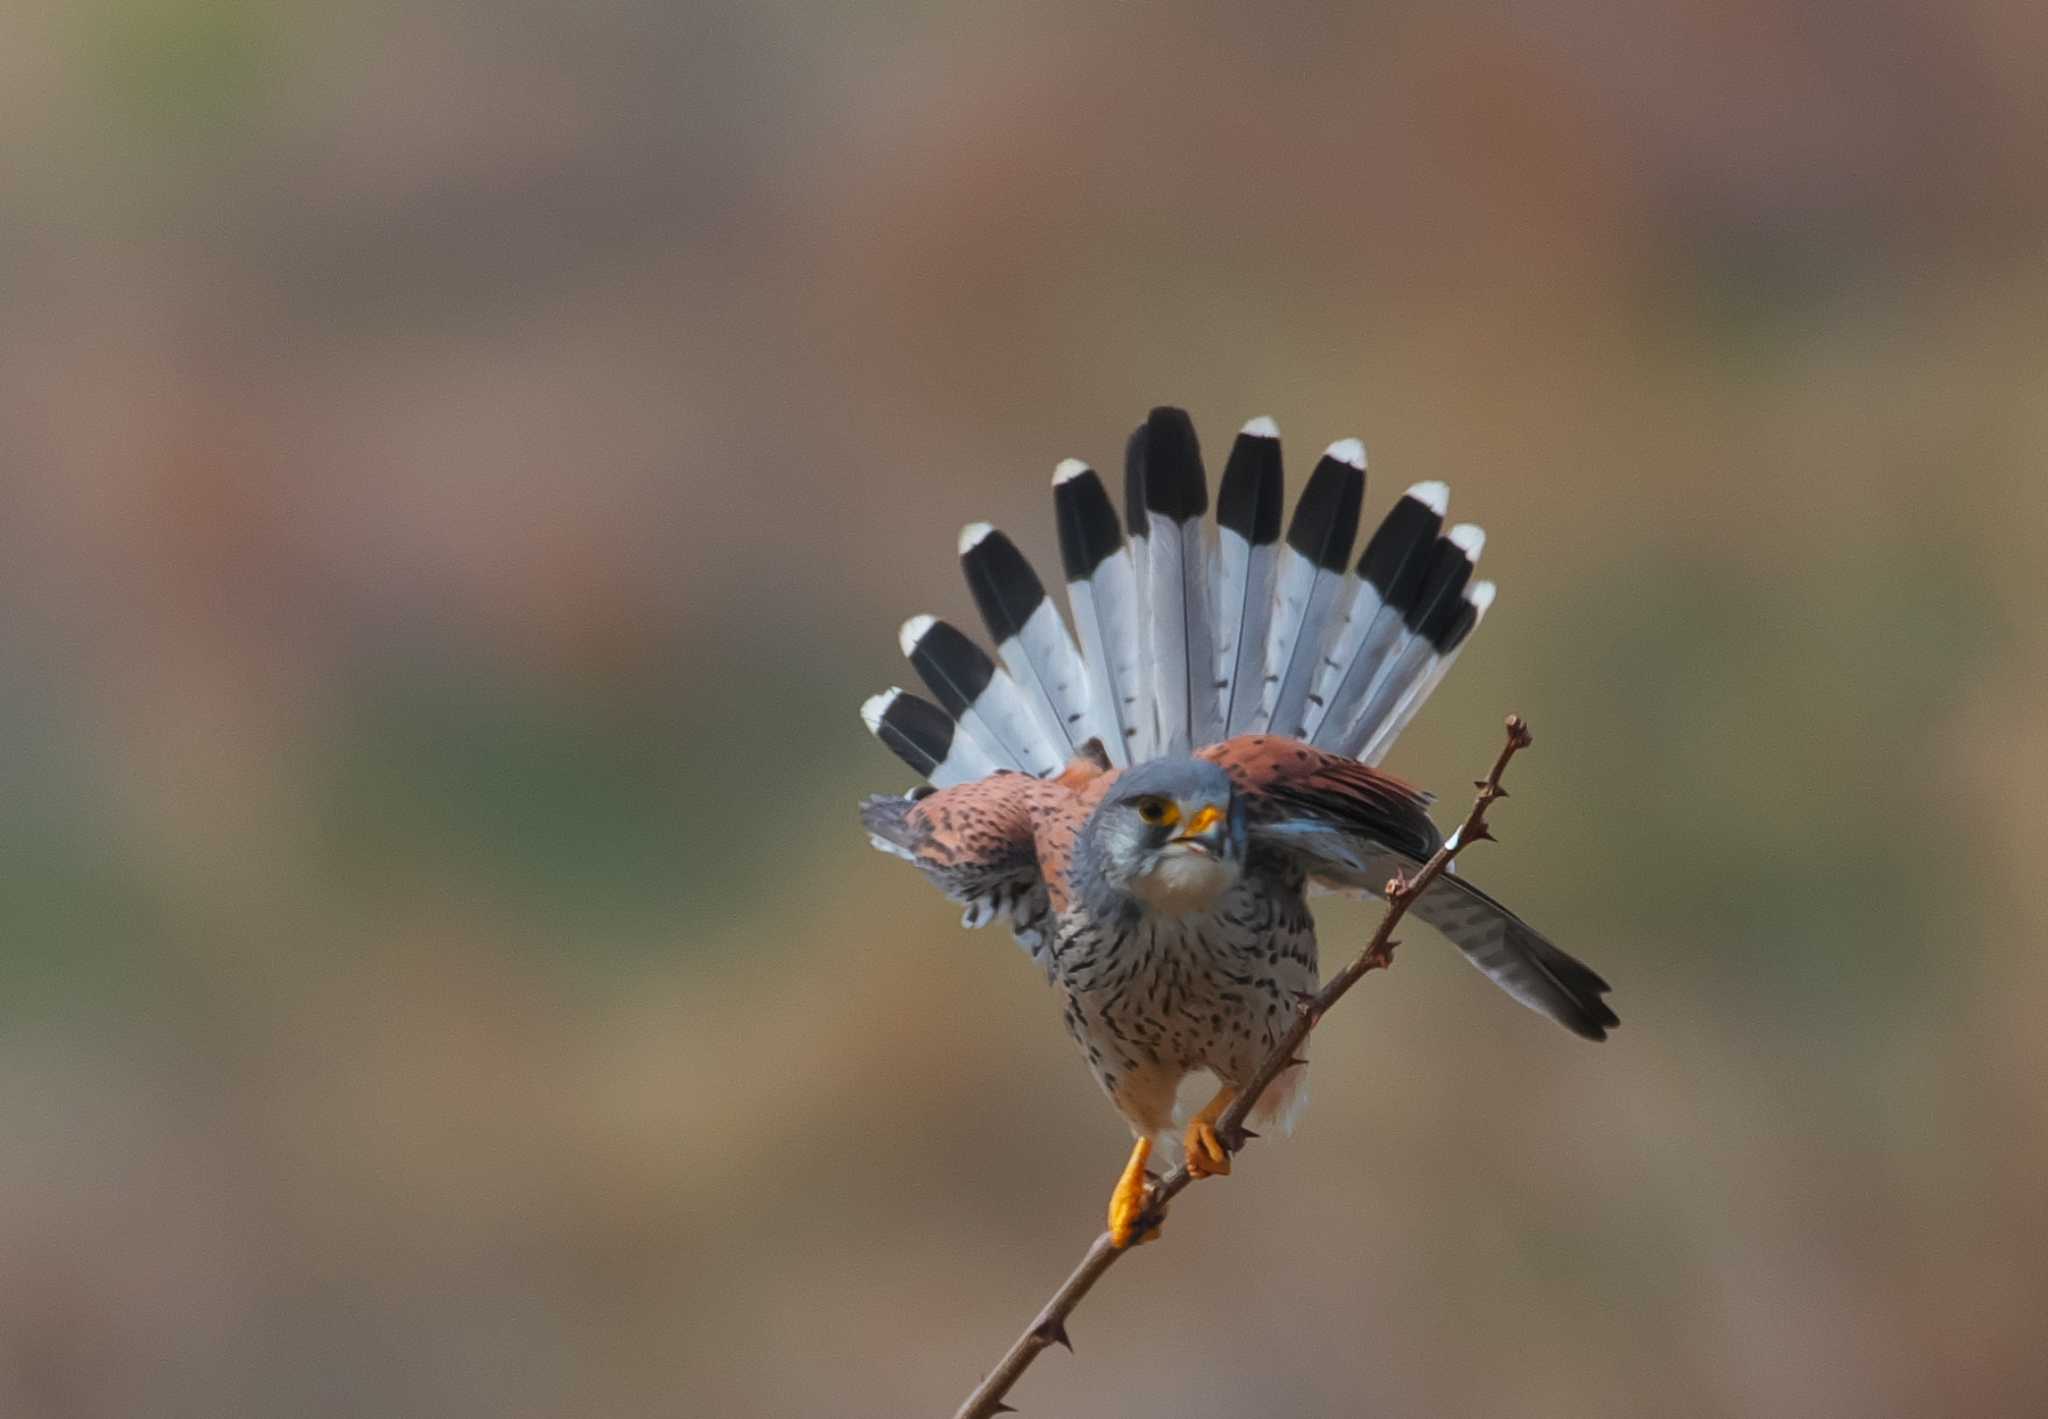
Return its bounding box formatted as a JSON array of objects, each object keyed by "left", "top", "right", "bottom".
[{"left": 1135, "top": 796, "right": 1179, "bottom": 828}]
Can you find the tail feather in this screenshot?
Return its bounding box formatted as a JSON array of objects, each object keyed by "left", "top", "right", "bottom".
[
  {"left": 1215, "top": 418, "right": 1286, "bottom": 738},
  {"left": 1129, "top": 408, "right": 1218, "bottom": 756},
  {"left": 861, "top": 688, "right": 1001, "bottom": 787},
  {"left": 1122, "top": 436, "right": 1157, "bottom": 756},
  {"left": 958, "top": 523, "right": 1103, "bottom": 755},
  {"left": 1052, "top": 460, "right": 1142, "bottom": 766},
  {"left": 1324, "top": 523, "right": 1485, "bottom": 761},
  {"left": 1261, "top": 441, "right": 1365, "bottom": 738},
  {"left": 863, "top": 408, "right": 1504, "bottom": 792},
  {"left": 899, "top": 615, "right": 1068, "bottom": 776},
  {"left": 1306, "top": 480, "right": 1447, "bottom": 748},
  {"left": 1356, "top": 580, "right": 1493, "bottom": 765}
]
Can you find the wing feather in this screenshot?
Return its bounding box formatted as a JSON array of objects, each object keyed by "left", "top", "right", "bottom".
[
  {"left": 1203, "top": 734, "right": 1617, "bottom": 1040},
  {"left": 858, "top": 774, "right": 1062, "bottom": 969}
]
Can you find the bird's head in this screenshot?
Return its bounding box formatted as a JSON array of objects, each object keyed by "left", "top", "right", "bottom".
[{"left": 1077, "top": 757, "right": 1247, "bottom": 917}]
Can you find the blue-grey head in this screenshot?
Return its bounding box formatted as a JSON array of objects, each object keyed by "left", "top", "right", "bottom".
[{"left": 1075, "top": 757, "right": 1248, "bottom": 918}]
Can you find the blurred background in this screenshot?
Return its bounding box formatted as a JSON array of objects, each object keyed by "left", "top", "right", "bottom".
[{"left": 2, "top": 2, "right": 2044, "bottom": 1415}]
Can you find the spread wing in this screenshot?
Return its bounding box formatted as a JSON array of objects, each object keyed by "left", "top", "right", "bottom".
[
  {"left": 859, "top": 773, "right": 1064, "bottom": 972},
  {"left": 1203, "top": 735, "right": 1618, "bottom": 1041}
]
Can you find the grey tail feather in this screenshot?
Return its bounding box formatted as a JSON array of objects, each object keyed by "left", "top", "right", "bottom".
[
  {"left": 1128, "top": 407, "right": 1215, "bottom": 756},
  {"left": 1305, "top": 479, "right": 1445, "bottom": 749},
  {"left": 1053, "top": 460, "right": 1140, "bottom": 766},
  {"left": 1215, "top": 418, "right": 1284, "bottom": 738},
  {"left": 899, "top": 614, "right": 1068, "bottom": 777},
  {"left": 1318, "top": 522, "right": 1486, "bottom": 762},
  {"left": 860, "top": 687, "right": 999, "bottom": 787},
  {"left": 1260, "top": 442, "right": 1365, "bottom": 739},
  {"left": 958, "top": 522, "right": 1105, "bottom": 757}
]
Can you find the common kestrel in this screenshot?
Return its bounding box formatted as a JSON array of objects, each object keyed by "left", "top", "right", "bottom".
[{"left": 860, "top": 408, "right": 1616, "bottom": 1246}]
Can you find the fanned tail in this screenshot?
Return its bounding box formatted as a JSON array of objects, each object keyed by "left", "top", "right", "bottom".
[
  {"left": 1259, "top": 441, "right": 1366, "bottom": 739},
  {"left": 862, "top": 407, "right": 1502, "bottom": 788},
  {"left": 1215, "top": 418, "right": 1285, "bottom": 738},
  {"left": 1053, "top": 460, "right": 1143, "bottom": 766}
]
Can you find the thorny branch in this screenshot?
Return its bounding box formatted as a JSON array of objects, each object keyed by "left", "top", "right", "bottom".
[{"left": 952, "top": 714, "right": 1538, "bottom": 1419}]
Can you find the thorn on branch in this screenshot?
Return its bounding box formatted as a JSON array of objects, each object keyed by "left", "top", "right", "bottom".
[
  {"left": 991, "top": 1405, "right": 1018, "bottom": 1415},
  {"left": 1033, "top": 1318, "right": 1072, "bottom": 1352}
]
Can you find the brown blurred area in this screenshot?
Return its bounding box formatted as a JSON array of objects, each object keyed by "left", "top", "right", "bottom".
[{"left": 2, "top": 1, "right": 2045, "bottom": 1415}]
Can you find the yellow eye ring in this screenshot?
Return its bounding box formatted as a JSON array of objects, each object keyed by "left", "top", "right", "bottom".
[{"left": 1135, "top": 796, "right": 1180, "bottom": 829}]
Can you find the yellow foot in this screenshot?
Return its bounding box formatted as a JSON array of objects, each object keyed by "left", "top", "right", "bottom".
[
  {"left": 1107, "top": 1136, "right": 1164, "bottom": 1248},
  {"left": 1184, "top": 1085, "right": 1238, "bottom": 1180}
]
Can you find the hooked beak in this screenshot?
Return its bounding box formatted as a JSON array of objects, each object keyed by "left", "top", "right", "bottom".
[{"left": 1173, "top": 803, "right": 1226, "bottom": 854}]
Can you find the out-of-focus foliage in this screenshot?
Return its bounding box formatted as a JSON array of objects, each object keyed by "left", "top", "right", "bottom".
[{"left": 2, "top": 2, "right": 2044, "bottom": 1415}]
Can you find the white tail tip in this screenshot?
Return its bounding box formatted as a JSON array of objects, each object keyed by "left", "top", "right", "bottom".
[
  {"left": 1449, "top": 523, "right": 1486, "bottom": 558},
  {"left": 1407, "top": 480, "right": 1450, "bottom": 516},
  {"left": 958, "top": 521, "right": 995, "bottom": 555},
  {"left": 1240, "top": 415, "right": 1280, "bottom": 439},
  {"left": 1325, "top": 437, "right": 1367, "bottom": 469},
  {"left": 898, "top": 614, "right": 936, "bottom": 656},
  {"left": 1470, "top": 580, "right": 1497, "bottom": 613},
  {"left": 860, "top": 689, "right": 901, "bottom": 733},
  {"left": 1052, "top": 457, "right": 1092, "bottom": 485}
]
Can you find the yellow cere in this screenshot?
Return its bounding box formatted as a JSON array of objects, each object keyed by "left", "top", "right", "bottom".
[{"left": 1179, "top": 804, "right": 1222, "bottom": 839}]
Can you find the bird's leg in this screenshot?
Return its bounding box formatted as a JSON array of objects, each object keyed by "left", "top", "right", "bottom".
[
  {"left": 1183, "top": 1085, "right": 1238, "bottom": 1179},
  {"left": 1106, "top": 1136, "right": 1164, "bottom": 1248}
]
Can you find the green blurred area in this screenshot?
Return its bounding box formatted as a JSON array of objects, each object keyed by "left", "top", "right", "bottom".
[{"left": 3, "top": 1, "right": 2046, "bottom": 1415}]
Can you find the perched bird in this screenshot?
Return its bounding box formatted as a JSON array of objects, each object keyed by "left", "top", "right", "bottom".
[{"left": 860, "top": 408, "right": 1617, "bottom": 1247}]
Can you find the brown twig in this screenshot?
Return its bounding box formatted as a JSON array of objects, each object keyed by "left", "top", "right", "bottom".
[{"left": 952, "top": 714, "right": 1537, "bottom": 1419}]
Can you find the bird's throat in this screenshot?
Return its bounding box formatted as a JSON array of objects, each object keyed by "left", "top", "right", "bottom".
[{"left": 1129, "top": 849, "right": 1239, "bottom": 916}]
